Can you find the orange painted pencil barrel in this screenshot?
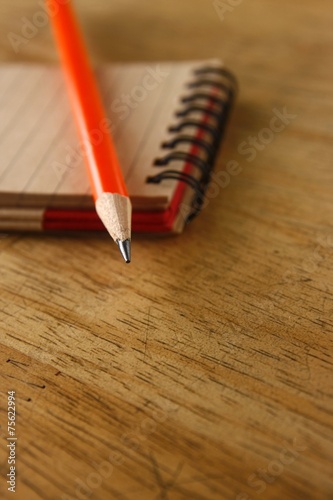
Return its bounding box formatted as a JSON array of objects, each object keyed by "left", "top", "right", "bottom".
[{"left": 48, "top": 0, "right": 128, "bottom": 200}]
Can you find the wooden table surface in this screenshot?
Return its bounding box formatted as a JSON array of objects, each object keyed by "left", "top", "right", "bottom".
[{"left": 1, "top": 1, "right": 333, "bottom": 499}]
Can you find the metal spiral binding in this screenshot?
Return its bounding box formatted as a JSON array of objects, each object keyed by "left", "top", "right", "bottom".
[
  {"left": 147, "top": 170, "right": 202, "bottom": 191},
  {"left": 176, "top": 105, "right": 223, "bottom": 122},
  {"left": 181, "top": 93, "right": 227, "bottom": 106},
  {"left": 154, "top": 152, "right": 211, "bottom": 180},
  {"left": 161, "top": 135, "right": 215, "bottom": 159},
  {"left": 146, "top": 64, "right": 237, "bottom": 223},
  {"left": 168, "top": 120, "right": 219, "bottom": 141},
  {"left": 194, "top": 66, "right": 238, "bottom": 87}
]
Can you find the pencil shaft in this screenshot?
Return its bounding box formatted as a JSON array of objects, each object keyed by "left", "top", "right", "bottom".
[{"left": 48, "top": 0, "right": 132, "bottom": 260}]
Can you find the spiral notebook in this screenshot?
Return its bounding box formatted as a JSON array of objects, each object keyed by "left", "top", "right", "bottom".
[{"left": 0, "top": 60, "right": 236, "bottom": 233}]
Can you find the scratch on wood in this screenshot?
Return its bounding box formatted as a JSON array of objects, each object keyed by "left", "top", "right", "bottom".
[
  {"left": 149, "top": 453, "right": 185, "bottom": 499},
  {"left": 144, "top": 307, "right": 151, "bottom": 360}
]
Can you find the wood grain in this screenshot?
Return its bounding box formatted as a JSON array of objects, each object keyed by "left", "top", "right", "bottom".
[{"left": 1, "top": 0, "right": 333, "bottom": 499}]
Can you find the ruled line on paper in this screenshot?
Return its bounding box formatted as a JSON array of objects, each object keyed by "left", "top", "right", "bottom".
[
  {"left": 0, "top": 68, "right": 46, "bottom": 146},
  {"left": 111, "top": 66, "right": 160, "bottom": 177},
  {"left": 22, "top": 112, "right": 74, "bottom": 194},
  {"left": 0, "top": 66, "right": 25, "bottom": 111},
  {"left": 0, "top": 78, "right": 66, "bottom": 186},
  {"left": 124, "top": 65, "right": 176, "bottom": 184}
]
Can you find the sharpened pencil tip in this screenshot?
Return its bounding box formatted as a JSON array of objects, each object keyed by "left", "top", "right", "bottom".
[{"left": 117, "top": 239, "right": 131, "bottom": 263}]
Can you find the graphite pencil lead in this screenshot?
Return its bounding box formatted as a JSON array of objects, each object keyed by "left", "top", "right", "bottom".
[{"left": 117, "top": 239, "right": 131, "bottom": 263}]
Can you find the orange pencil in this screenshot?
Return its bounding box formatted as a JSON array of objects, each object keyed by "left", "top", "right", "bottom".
[{"left": 48, "top": 0, "right": 131, "bottom": 262}]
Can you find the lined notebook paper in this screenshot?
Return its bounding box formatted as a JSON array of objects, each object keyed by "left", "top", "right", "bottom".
[{"left": 0, "top": 60, "right": 236, "bottom": 233}]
